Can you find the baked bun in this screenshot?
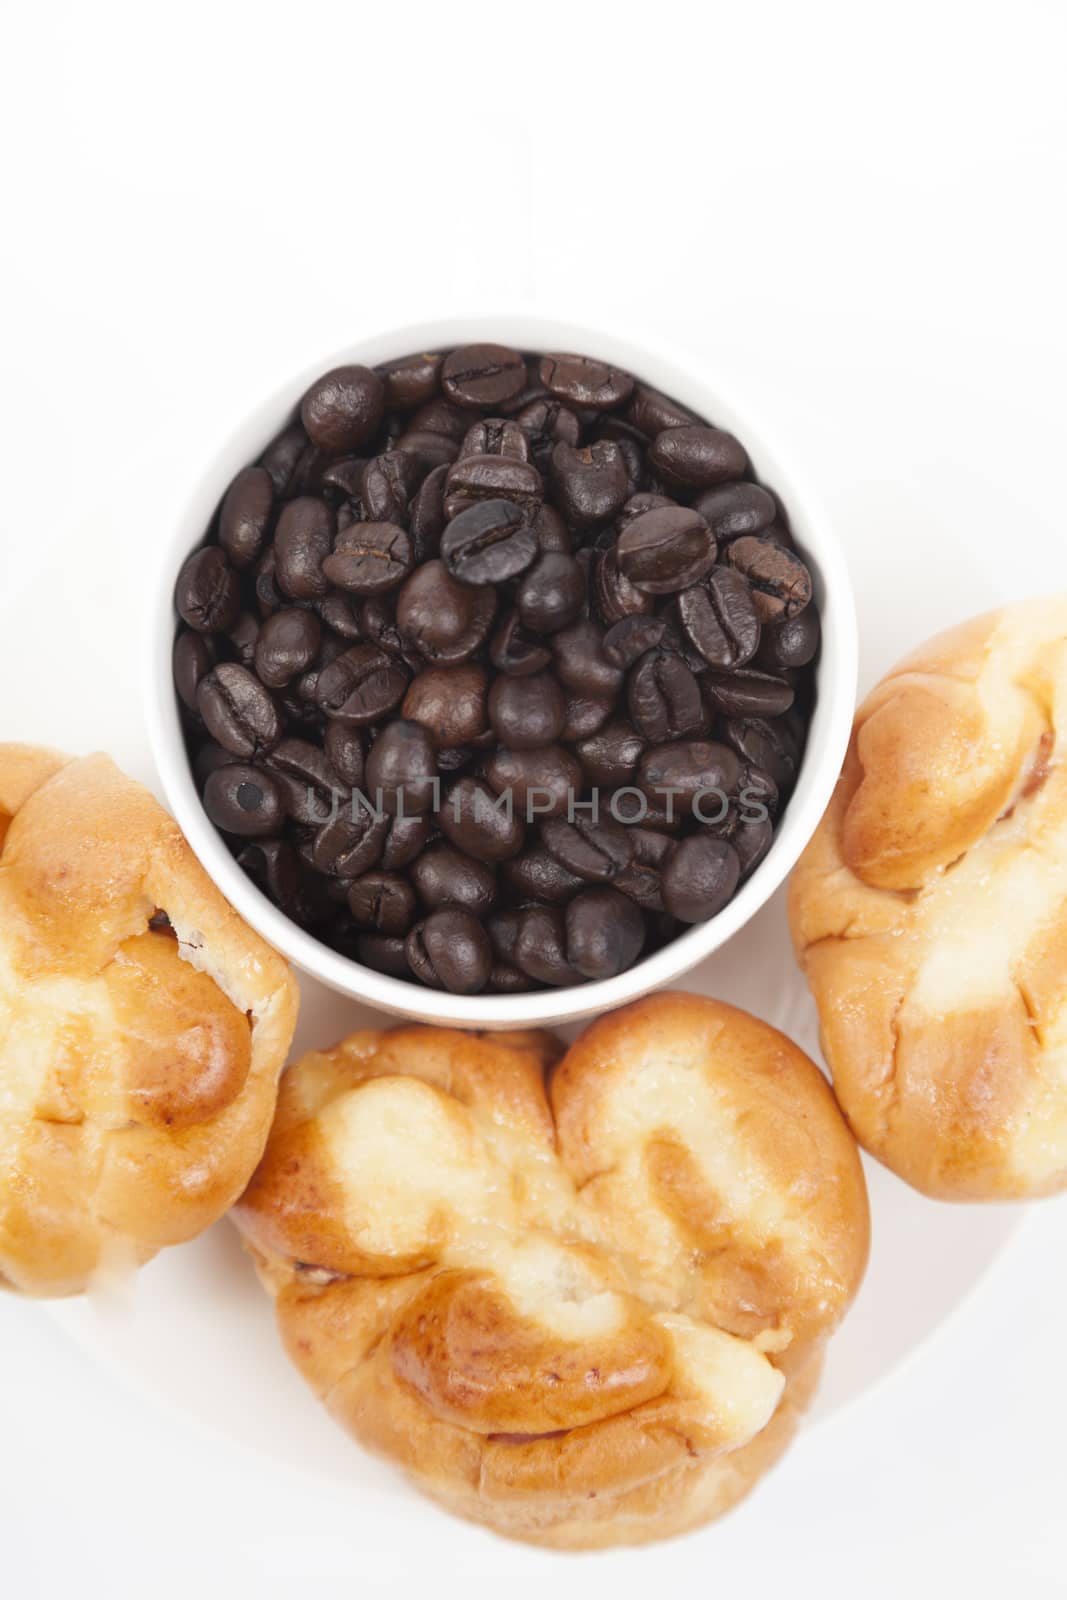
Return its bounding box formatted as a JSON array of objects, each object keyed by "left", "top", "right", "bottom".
[
  {"left": 234, "top": 994, "right": 868, "bottom": 1548},
  {"left": 0, "top": 745, "right": 299, "bottom": 1295},
  {"left": 790, "top": 597, "right": 1067, "bottom": 1199}
]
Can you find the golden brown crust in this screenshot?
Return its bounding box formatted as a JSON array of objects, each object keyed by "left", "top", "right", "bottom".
[
  {"left": 790, "top": 597, "right": 1067, "bottom": 1198},
  {"left": 233, "top": 996, "right": 868, "bottom": 1548},
  {"left": 0, "top": 746, "right": 299, "bottom": 1294}
]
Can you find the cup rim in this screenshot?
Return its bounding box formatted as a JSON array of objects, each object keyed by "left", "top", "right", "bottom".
[{"left": 145, "top": 312, "right": 856, "bottom": 1029}]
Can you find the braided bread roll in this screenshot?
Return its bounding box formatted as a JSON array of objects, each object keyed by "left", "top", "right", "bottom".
[
  {"left": 790, "top": 597, "right": 1067, "bottom": 1198},
  {"left": 0, "top": 745, "right": 299, "bottom": 1294},
  {"left": 234, "top": 993, "right": 868, "bottom": 1548}
]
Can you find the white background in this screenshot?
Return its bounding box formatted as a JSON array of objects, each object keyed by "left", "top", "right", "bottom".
[{"left": 2, "top": 2, "right": 1067, "bottom": 1595}]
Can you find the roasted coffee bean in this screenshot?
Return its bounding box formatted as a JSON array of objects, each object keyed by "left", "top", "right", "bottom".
[
  {"left": 360, "top": 451, "right": 422, "bottom": 524},
  {"left": 396, "top": 561, "right": 497, "bottom": 663},
  {"left": 538, "top": 353, "right": 634, "bottom": 410},
  {"left": 487, "top": 908, "right": 521, "bottom": 964},
  {"left": 514, "top": 905, "right": 581, "bottom": 987},
  {"left": 175, "top": 546, "right": 241, "bottom": 633},
  {"left": 315, "top": 644, "right": 409, "bottom": 725},
  {"left": 259, "top": 423, "right": 309, "bottom": 497},
  {"left": 488, "top": 671, "right": 566, "bottom": 750},
  {"left": 410, "top": 844, "right": 497, "bottom": 915},
  {"left": 458, "top": 418, "right": 529, "bottom": 461},
  {"left": 406, "top": 462, "right": 449, "bottom": 564},
  {"left": 487, "top": 964, "right": 534, "bottom": 994},
  {"left": 515, "top": 397, "right": 582, "bottom": 463},
  {"left": 503, "top": 847, "right": 585, "bottom": 905},
  {"left": 254, "top": 607, "right": 322, "bottom": 688},
  {"left": 381, "top": 811, "right": 432, "bottom": 871},
  {"left": 731, "top": 813, "right": 774, "bottom": 877},
  {"left": 629, "top": 826, "right": 674, "bottom": 868},
  {"left": 574, "top": 717, "right": 645, "bottom": 787},
  {"left": 410, "top": 398, "right": 472, "bottom": 441},
  {"left": 441, "top": 344, "right": 526, "bottom": 410},
  {"left": 602, "top": 615, "right": 668, "bottom": 669},
  {"left": 616, "top": 491, "right": 675, "bottom": 534},
  {"left": 266, "top": 737, "right": 346, "bottom": 825},
  {"left": 440, "top": 498, "right": 538, "bottom": 587},
  {"left": 314, "top": 592, "right": 363, "bottom": 641},
  {"left": 440, "top": 777, "right": 525, "bottom": 861},
  {"left": 405, "top": 908, "right": 492, "bottom": 994},
  {"left": 301, "top": 365, "right": 384, "bottom": 451},
  {"left": 253, "top": 547, "right": 284, "bottom": 617},
  {"left": 274, "top": 497, "right": 333, "bottom": 600},
  {"left": 401, "top": 664, "right": 488, "bottom": 748},
  {"left": 443, "top": 454, "right": 543, "bottom": 520},
  {"left": 378, "top": 351, "right": 442, "bottom": 411},
  {"left": 616, "top": 506, "right": 716, "bottom": 595},
  {"left": 318, "top": 455, "right": 367, "bottom": 506},
  {"left": 721, "top": 716, "right": 800, "bottom": 790},
  {"left": 484, "top": 743, "right": 582, "bottom": 820},
  {"left": 322, "top": 721, "right": 365, "bottom": 788},
  {"left": 355, "top": 933, "right": 412, "bottom": 979},
  {"left": 756, "top": 607, "right": 821, "bottom": 669},
  {"left": 347, "top": 872, "right": 417, "bottom": 937},
  {"left": 396, "top": 431, "right": 458, "bottom": 475},
  {"left": 676, "top": 566, "right": 760, "bottom": 669},
  {"left": 726, "top": 537, "right": 813, "bottom": 622},
  {"left": 219, "top": 466, "right": 274, "bottom": 569},
  {"left": 565, "top": 888, "right": 645, "bottom": 979},
  {"left": 593, "top": 549, "right": 656, "bottom": 626},
  {"left": 550, "top": 441, "right": 629, "bottom": 528},
  {"left": 359, "top": 594, "right": 406, "bottom": 657},
  {"left": 514, "top": 552, "right": 585, "bottom": 635},
  {"left": 173, "top": 630, "right": 216, "bottom": 711},
  {"left": 322, "top": 521, "right": 413, "bottom": 595},
  {"left": 613, "top": 858, "right": 664, "bottom": 912},
  {"left": 532, "top": 502, "right": 571, "bottom": 554},
  {"left": 649, "top": 425, "right": 748, "bottom": 489},
  {"left": 365, "top": 720, "right": 438, "bottom": 815},
  {"left": 312, "top": 806, "right": 388, "bottom": 879},
  {"left": 701, "top": 668, "right": 794, "bottom": 718},
  {"left": 637, "top": 739, "right": 742, "bottom": 815},
  {"left": 227, "top": 611, "right": 261, "bottom": 668},
  {"left": 627, "top": 651, "right": 706, "bottom": 742},
  {"left": 197, "top": 663, "right": 281, "bottom": 757},
  {"left": 203, "top": 764, "right": 285, "bottom": 837},
  {"left": 626, "top": 384, "right": 696, "bottom": 437},
  {"left": 551, "top": 619, "right": 624, "bottom": 699},
  {"left": 490, "top": 609, "right": 553, "bottom": 677},
  {"left": 661, "top": 835, "right": 740, "bottom": 922},
  {"left": 541, "top": 816, "right": 634, "bottom": 883},
  {"left": 560, "top": 691, "right": 614, "bottom": 742},
  {"left": 691, "top": 482, "right": 777, "bottom": 542}
]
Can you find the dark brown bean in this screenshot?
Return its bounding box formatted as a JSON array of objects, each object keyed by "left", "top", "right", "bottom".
[
  {"left": 405, "top": 908, "right": 492, "bottom": 993},
  {"left": 439, "top": 777, "right": 525, "bottom": 861},
  {"left": 197, "top": 663, "right": 281, "bottom": 757},
  {"left": 538, "top": 353, "right": 634, "bottom": 410},
  {"left": 315, "top": 644, "right": 409, "bottom": 725},
  {"left": 550, "top": 441, "right": 629, "bottom": 528},
  {"left": 440, "top": 498, "right": 539, "bottom": 587},
  {"left": 490, "top": 610, "right": 553, "bottom": 677},
  {"left": 347, "top": 872, "right": 417, "bottom": 937},
  {"left": 551, "top": 619, "right": 624, "bottom": 699},
  {"left": 515, "top": 553, "right": 586, "bottom": 635},
  {"left": 574, "top": 717, "right": 645, "bottom": 788},
  {"left": 627, "top": 651, "right": 706, "bottom": 742},
  {"left": 701, "top": 668, "right": 794, "bottom": 718},
  {"left": 396, "top": 561, "right": 497, "bottom": 663},
  {"left": 322, "top": 521, "right": 413, "bottom": 595},
  {"left": 441, "top": 344, "right": 526, "bottom": 409},
  {"left": 173, "top": 630, "right": 216, "bottom": 711},
  {"left": 649, "top": 426, "right": 748, "bottom": 489},
  {"left": 378, "top": 351, "right": 442, "bottom": 411},
  {"left": 365, "top": 720, "right": 438, "bottom": 815},
  {"left": 661, "top": 835, "right": 741, "bottom": 922},
  {"left": 301, "top": 365, "right": 384, "bottom": 451},
  {"left": 637, "top": 739, "right": 742, "bottom": 812},
  {"left": 203, "top": 764, "right": 285, "bottom": 837},
  {"left": 175, "top": 546, "right": 241, "bottom": 633},
  {"left": 616, "top": 506, "right": 717, "bottom": 595},
  {"left": 502, "top": 847, "right": 585, "bottom": 906},
  {"left": 274, "top": 497, "right": 334, "bottom": 600},
  {"left": 219, "top": 466, "right": 274, "bottom": 569},
  {"left": 602, "top": 616, "right": 669, "bottom": 669},
  {"left": 691, "top": 482, "right": 777, "bottom": 542},
  {"left": 756, "top": 607, "right": 821, "bottom": 669},
  {"left": 541, "top": 816, "right": 634, "bottom": 883},
  {"left": 410, "top": 844, "right": 497, "bottom": 915},
  {"left": 726, "top": 537, "right": 813, "bottom": 622},
  {"left": 401, "top": 664, "right": 488, "bottom": 748},
  {"left": 676, "top": 567, "right": 761, "bottom": 669},
  {"left": 565, "top": 889, "right": 645, "bottom": 979},
  {"left": 484, "top": 744, "right": 582, "bottom": 820},
  {"left": 254, "top": 608, "right": 322, "bottom": 688},
  {"left": 514, "top": 905, "right": 581, "bottom": 987},
  {"left": 488, "top": 672, "right": 566, "bottom": 749}
]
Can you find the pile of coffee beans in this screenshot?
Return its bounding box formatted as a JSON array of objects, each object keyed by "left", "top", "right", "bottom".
[{"left": 174, "top": 345, "right": 819, "bottom": 995}]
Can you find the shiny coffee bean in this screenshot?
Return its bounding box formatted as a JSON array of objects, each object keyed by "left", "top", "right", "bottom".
[
  {"left": 443, "top": 455, "right": 543, "bottom": 521},
  {"left": 637, "top": 739, "right": 742, "bottom": 812},
  {"left": 626, "top": 384, "right": 696, "bottom": 436},
  {"left": 661, "top": 835, "right": 740, "bottom": 922},
  {"left": 355, "top": 933, "right": 412, "bottom": 979},
  {"left": 550, "top": 441, "right": 629, "bottom": 528},
  {"left": 381, "top": 811, "right": 432, "bottom": 871},
  {"left": 440, "top": 498, "right": 538, "bottom": 587},
  {"left": 441, "top": 344, "right": 526, "bottom": 410},
  {"left": 629, "top": 826, "right": 674, "bottom": 867},
  {"left": 691, "top": 482, "right": 777, "bottom": 542},
  {"left": 676, "top": 566, "right": 760, "bottom": 669},
  {"left": 721, "top": 716, "right": 800, "bottom": 790},
  {"left": 175, "top": 546, "right": 241, "bottom": 633},
  {"left": 726, "top": 537, "right": 813, "bottom": 622},
  {"left": 396, "top": 561, "right": 496, "bottom": 663},
  {"left": 532, "top": 502, "right": 571, "bottom": 554},
  {"left": 440, "top": 777, "right": 525, "bottom": 860},
  {"left": 503, "top": 847, "right": 584, "bottom": 905},
  {"left": 173, "top": 630, "right": 216, "bottom": 711},
  {"left": 402, "top": 664, "right": 487, "bottom": 748},
  {"left": 484, "top": 744, "right": 582, "bottom": 820},
  {"left": 515, "top": 552, "right": 585, "bottom": 635},
  {"left": 627, "top": 651, "right": 706, "bottom": 742},
  {"left": 459, "top": 418, "right": 530, "bottom": 460},
  {"left": 552, "top": 619, "right": 624, "bottom": 699},
  {"left": 516, "top": 397, "right": 582, "bottom": 463},
  {"left": 565, "top": 888, "right": 645, "bottom": 979},
  {"left": 407, "top": 462, "right": 449, "bottom": 563},
  {"left": 312, "top": 806, "right": 388, "bottom": 879},
  {"left": 488, "top": 671, "right": 566, "bottom": 749},
  {"left": 756, "top": 607, "right": 821, "bottom": 669},
  {"left": 266, "top": 737, "right": 346, "bottom": 825},
  {"left": 203, "top": 764, "right": 285, "bottom": 837},
  {"left": 514, "top": 905, "right": 580, "bottom": 987},
  {"left": 365, "top": 720, "right": 438, "bottom": 815},
  {"left": 253, "top": 547, "right": 283, "bottom": 616},
  {"left": 490, "top": 610, "right": 553, "bottom": 677},
  {"left": 541, "top": 816, "right": 634, "bottom": 883},
  {"left": 254, "top": 608, "right": 322, "bottom": 688},
  {"left": 411, "top": 844, "right": 497, "bottom": 915},
  {"left": 616, "top": 491, "right": 675, "bottom": 534},
  {"left": 315, "top": 644, "right": 409, "bottom": 725},
  {"left": 593, "top": 549, "right": 656, "bottom": 625},
  {"left": 323, "top": 722, "right": 365, "bottom": 787},
  {"left": 259, "top": 423, "right": 309, "bottom": 497},
  {"left": 362, "top": 451, "right": 422, "bottom": 523},
  {"left": 219, "top": 466, "right": 274, "bottom": 569},
  {"left": 405, "top": 908, "right": 492, "bottom": 994},
  {"left": 574, "top": 717, "right": 645, "bottom": 787},
  {"left": 613, "top": 857, "right": 664, "bottom": 912},
  {"left": 378, "top": 351, "right": 442, "bottom": 411},
  {"left": 538, "top": 353, "right": 634, "bottom": 410},
  {"left": 274, "top": 497, "right": 333, "bottom": 600},
  {"left": 410, "top": 398, "right": 472, "bottom": 441},
  {"left": 561, "top": 691, "right": 614, "bottom": 743},
  {"left": 487, "top": 908, "right": 521, "bottom": 964},
  {"left": 225, "top": 611, "right": 259, "bottom": 668},
  {"left": 197, "top": 663, "right": 281, "bottom": 757},
  {"left": 602, "top": 615, "right": 668, "bottom": 669},
  {"left": 301, "top": 365, "right": 384, "bottom": 451},
  {"left": 616, "top": 506, "right": 717, "bottom": 595},
  {"left": 649, "top": 425, "right": 748, "bottom": 489},
  {"left": 701, "top": 668, "right": 794, "bottom": 718},
  {"left": 347, "top": 872, "right": 417, "bottom": 937},
  {"left": 314, "top": 592, "right": 363, "bottom": 641},
  {"left": 323, "top": 522, "right": 413, "bottom": 595}
]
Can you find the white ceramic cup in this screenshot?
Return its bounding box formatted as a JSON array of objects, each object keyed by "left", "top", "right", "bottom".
[{"left": 146, "top": 315, "right": 856, "bottom": 1028}]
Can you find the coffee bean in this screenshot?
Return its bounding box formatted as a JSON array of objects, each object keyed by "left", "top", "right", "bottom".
[
  {"left": 410, "top": 844, "right": 497, "bottom": 915},
  {"left": 347, "top": 872, "right": 417, "bottom": 937},
  {"left": 405, "top": 908, "right": 492, "bottom": 994},
  {"left": 756, "top": 607, "right": 821, "bottom": 669},
  {"left": 538, "top": 353, "right": 634, "bottom": 410},
  {"left": 355, "top": 933, "right": 412, "bottom": 979},
  {"left": 227, "top": 611, "right": 261, "bottom": 668},
  {"left": 396, "top": 561, "right": 497, "bottom": 663},
  {"left": 365, "top": 720, "right": 438, "bottom": 815},
  {"left": 410, "top": 398, "right": 472, "bottom": 441},
  {"left": 550, "top": 441, "right": 629, "bottom": 528},
  {"left": 266, "top": 737, "right": 346, "bottom": 825},
  {"left": 616, "top": 506, "right": 717, "bottom": 595},
  {"left": 401, "top": 664, "right": 487, "bottom": 748},
  {"left": 516, "top": 397, "right": 582, "bottom": 463},
  {"left": 219, "top": 466, "right": 274, "bottom": 569},
  {"left": 565, "top": 888, "right": 645, "bottom": 979},
  {"left": 484, "top": 743, "right": 582, "bottom": 820},
  {"left": 458, "top": 418, "right": 530, "bottom": 461},
  {"left": 490, "top": 610, "right": 554, "bottom": 677},
  {"left": 573, "top": 717, "right": 645, "bottom": 787},
  {"left": 602, "top": 616, "right": 668, "bottom": 669},
  {"left": 691, "top": 482, "right": 777, "bottom": 542},
  {"left": 676, "top": 566, "right": 761, "bottom": 669},
  {"left": 440, "top": 777, "right": 525, "bottom": 861},
  {"left": 701, "top": 668, "right": 794, "bottom": 718},
  {"left": 315, "top": 644, "right": 409, "bottom": 725},
  {"left": 254, "top": 608, "right": 322, "bottom": 688},
  {"left": 378, "top": 351, "right": 442, "bottom": 411},
  {"left": 253, "top": 547, "right": 284, "bottom": 617},
  {"left": 322, "top": 522, "right": 413, "bottom": 595},
  {"left": 173, "top": 630, "right": 216, "bottom": 711},
  {"left": 613, "top": 858, "right": 664, "bottom": 912},
  {"left": 532, "top": 503, "right": 571, "bottom": 554},
  {"left": 274, "top": 497, "right": 334, "bottom": 600},
  {"left": 721, "top": 716, "right": 800, "bottom": 790},
  {"left": 593, "top": 549, "right": 656, "bottom": 626},
  {"left": 649, "top": 425, "right": 748, "bottom": 489},
  {"left": 561, "top": 691, "right": 614, "bottom": 742},
  {"left": 629, "top": 826, "right": 674, "bottom": 867},
  {"left": 637, "top": 739, "right": 742, "bottom": 814},
  {"left": 514, "top": 905, "right": 581, "bottom": 986},
  {"left": 488, "top": 671, "right": 566, "bottom": 749},
  {"left": 541, "top": 816, "right": 634, "bottom": 883},
  {"left": 301, "top": 365, "right": 384, "bottom": 451},
  {"left": 487, "top": 964, "right": 534, "bottom": 994},
  {"left": 503, "top": 847, "right": 584, "bottom": 905},
  {"left": 323, "top": 722, "right": 365, "bottom": 788},
  {"left": 312, "top": 806, "right": 388, "bottom": 879},
  {"left": 626, "top": 384, "right": 696, "bottom": 436},
  {"left": 441, "top": 344, "right": 526, "bottom": 410},
  {"left": 551, "top": 619, "right": 624, "bottom": 699},
  {"left": 726, "top": 537, "right": 813, "bottom": 622},
  {"left": 381, "top": 811, "right": 432, "bottom": 871},
  {"left": 616, "top": 491, "right": 675, "bottom": 534},
  {"left": 440, "top": 498, "right": 538, "bottom": 587},
  {"left": 175, "top": 546, "right": 241, "bottom": 633},
  {"left": 197, "top": 663, "right": 281, "bottom": 757},
  {"left": 515, "top": 552, "right": 585, "bottom": 635},
  {"left": 259, "top": 423, "right": 309, "bottom": 497},
  {"left": 203, "top": 763, "right": 285, "bottom": 837},
  {"left": 661, "top": 835, "right": 740, "bottom": 922},
  {"left": 627, "top": 651, "right": 706, "bottom": 742},
  {"left": 444, "top": 453, "right": 543, "bottom": 520}
]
